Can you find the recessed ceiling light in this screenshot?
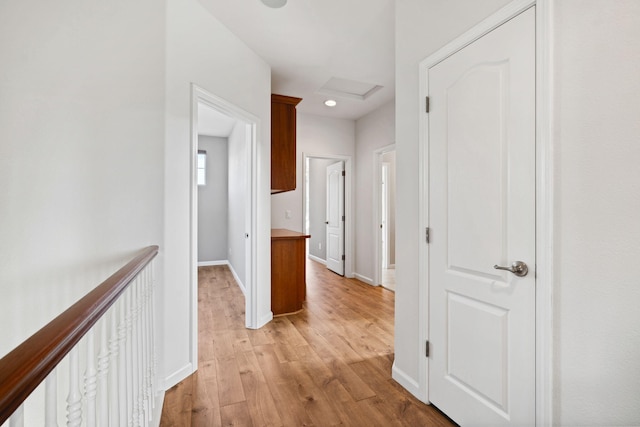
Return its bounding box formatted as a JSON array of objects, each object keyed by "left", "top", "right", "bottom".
[
  {"left": 324, "top": 99, "right": 337, "bottom": 107},
  {"left": 261, "top": 0, "right": 287, "bottom": 8}
]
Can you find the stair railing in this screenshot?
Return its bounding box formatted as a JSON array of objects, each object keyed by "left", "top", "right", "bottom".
[{"left": 0, "top": 245, "right": 159, "bottom": 426}]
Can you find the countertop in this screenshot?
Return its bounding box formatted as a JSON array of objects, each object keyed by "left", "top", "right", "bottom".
[{"left": 271, "top": 228, "right": 311, "bottom": 240}]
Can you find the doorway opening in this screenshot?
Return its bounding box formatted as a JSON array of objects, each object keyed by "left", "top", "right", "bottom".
[
  {"left": 303, "top": 153, "right": 354, "bottom": 278},
  {"left": 189, "top": 85, "right": 260, "bottom": 369},
  {"left": 373, "top": 144, "right": 396, "bottom": 290}
]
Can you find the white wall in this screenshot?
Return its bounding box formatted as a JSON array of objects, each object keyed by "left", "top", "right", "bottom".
[
  {"left": 0, "top": 0, "right": 165, "bottom": 357},
  {"left": 394, "top": 0, "right": 512, "bottom": 400},
  {"left": 354, "top": 101, "right": 395, "bottom": 283},
  {"left": 163, "top": 0, "right": 271, "bottom": 387},
  {"left": 271, "top": 113, "right": 355, "bottom": 232},
  {"left": 553, "top": 1, "right": 640, "bottom": 424},
  {"left": 197, "top": 136, "right": 228, "bottom": 263},
  {"left": 227, "top": 123, "right": 248, "bottom": 288}
]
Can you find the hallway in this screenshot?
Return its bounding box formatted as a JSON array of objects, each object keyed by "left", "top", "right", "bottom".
[{"left": 160, "top": 260, "right": 454, "bottom": 426}]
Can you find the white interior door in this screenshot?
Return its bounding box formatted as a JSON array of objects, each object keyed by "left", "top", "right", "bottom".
[
  {"left": 326, "top": 161, "right": 345, "bottom": 275},
  {"left": 428, "top": 7, "right": 535, "bottom": 426}
]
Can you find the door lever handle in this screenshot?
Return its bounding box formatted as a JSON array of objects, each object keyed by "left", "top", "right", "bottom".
[{"left": 493, "top": 261, "right": 528, "bottom": 277}]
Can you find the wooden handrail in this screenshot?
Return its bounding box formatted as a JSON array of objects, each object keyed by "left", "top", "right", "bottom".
[{"left": 0, "top": 245, "right": 159, "bottom": 424}]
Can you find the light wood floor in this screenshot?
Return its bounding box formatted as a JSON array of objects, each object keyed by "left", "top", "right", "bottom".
[{"left": 160, "top": 260, "right": 455, "bottom": 426}]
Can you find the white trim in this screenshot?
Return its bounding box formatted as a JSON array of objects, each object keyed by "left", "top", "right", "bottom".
[
  {"left": 162, "top": 363, "right": 193, "bottom": 391},
  {"left": 422, "top": 0, "right": 536, "bottom": 70},
  {"left": 354, "top": 273, "right": 374, "bottom": 286},
  {"left": 372, "top": 144, "right": 396, "bottom": 287},
  {"left": 258, "top": 311, "right": 273, "bottom": 328},
  {"left": 197, "top": 260, "right": 228, "bottom": 267},
  {"left": 392, "top": 363, "right": 422, "bottom": 398},
  {"left": 245, "top": 120, "right": 260, "bottom": 330},
  {"left": 150, "top": 392, "right": 165, "bottom": 427},
  {"left": 308, "top": 254, "right": 326, "bottom": 265},
  {"left": 535, "top": 0, "right": 555, "bottom": 425},
  {"left": 227, "top": 261, "right": 246, "bottom": 296},
  {"left": 302, "top": 153, "right": 355, "bottom": 278},
  {"left": 190, "top": 85, "right": 261, "bottom": 375},
  {"left": 417, "top": 0, "right": 553, "bottom": 419}
]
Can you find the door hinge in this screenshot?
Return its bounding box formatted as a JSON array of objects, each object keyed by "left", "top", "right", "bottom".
[
  {"left": 426, "top": 340, "right": 430, "bottom": 357},
  {"left": 425, "top": 96, "right": 430, "bottom": 113},
  {"left": 425, "top": 227, "right": 430, "bottom": 244},
  {"left": 342, "top": 170, "right": 345, "bottom": 176},
  {"left": 342, "top": 215, "right": 345, "bottom": 221},
  {"left": 342, "top": 254, "right": 345, "bottom": 261}
]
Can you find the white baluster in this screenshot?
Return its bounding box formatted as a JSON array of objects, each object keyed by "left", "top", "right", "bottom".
[
  {"left": 118, "top": 293, "right": 128, "bottom": 427},
  {"left": 45, "top": 371, "right": 58, "bottom": 427},
  {"left": 84, "top": 329, "right": 97, "bottom": 427},
  {"left": 109, "top": 304, "right": 121, "bottom": 427},
  {"left": 124, "top": 288, "right": 134, "bottom": 426},
  {"left": 97, "top": 317, "right": 110, "bottom": 427},
  {"left": 130, "top": 280, "right": 140, "bottom": 427},
  {"left": 149, "top": 262, "right": 157, "bottom": 411},
  {"left": 8, "top": 404, "right": 24, "bottom": 427},
  {"left": 141, "top": 269, "right": 151, "bottom": 422},
  {"left": 67, "top": 347, "right": 82, "bottom": 427},
  {"left": 135, "top": 277, "right": 145, "bottom": 427}
]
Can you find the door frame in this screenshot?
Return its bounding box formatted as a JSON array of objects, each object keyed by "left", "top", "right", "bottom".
[
  {"left": 416, "top": 0, "right": 554, "bottom": 425},
  {"left": 381, "top": 162, "right": 389, "bottom": 269},
  {"left": 302, "top": 153, "right": 354, "bottom": 278},
  {"left": 373, "top": 144, "right": 396, "bottom": 286},
  {"left": 190, "top": 84, "right": 260, "bottom": 370}
]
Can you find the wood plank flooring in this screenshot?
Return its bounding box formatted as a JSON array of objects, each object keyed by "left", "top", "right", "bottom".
[{"left": 160, "top": 260, "right": 455, "bottom": 426}]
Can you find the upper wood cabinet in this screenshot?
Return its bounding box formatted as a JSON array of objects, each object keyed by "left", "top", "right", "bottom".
[{"left": 271, "top": 94, "right": 302, "bottom": 194}]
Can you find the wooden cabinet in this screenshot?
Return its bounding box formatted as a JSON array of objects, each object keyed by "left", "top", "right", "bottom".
[
  {"left": 271, "top": 94, "right": 302, "bottom": 194},
  {"left": 271, "top": 229, "right": 310, "bottom": 315}
]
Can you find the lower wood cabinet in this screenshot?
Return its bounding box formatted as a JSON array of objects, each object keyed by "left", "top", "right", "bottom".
[{"left": 271, "top": 229, "right": 310, "bottom": 316}]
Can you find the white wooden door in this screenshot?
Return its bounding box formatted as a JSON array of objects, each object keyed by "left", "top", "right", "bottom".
[
  {"left": 428, "top": 7, "right": 535, "bottom": 426},
  {"left": 326, "top": 161, "right": 345, "bottom": 275}
]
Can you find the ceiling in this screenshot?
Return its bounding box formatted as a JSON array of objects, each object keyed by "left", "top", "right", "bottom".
[
  {"left": 198, "top": 104, "right": 238, "bottom": 137},
  {"left": 197, "top": 0, "right": 395, "bottom": 121}
]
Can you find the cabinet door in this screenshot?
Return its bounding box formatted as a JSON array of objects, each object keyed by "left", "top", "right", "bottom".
[{"left": 271, "top": 94, "right": 301, "bottom": 193}]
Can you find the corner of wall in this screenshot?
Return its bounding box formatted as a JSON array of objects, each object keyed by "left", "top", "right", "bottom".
[
  {"left": 353, "top": 273, "right": 374, "bottom": 285},
  {"left": 161, "top": 362, "right": 194, "bottom": 391},
  {"left": 392, "top": 361, "right": 427, "bottom": 403}
]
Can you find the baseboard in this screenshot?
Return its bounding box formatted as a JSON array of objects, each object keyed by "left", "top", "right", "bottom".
[
  {"left": 199, "top": 260, "right": 246, "bottom": 295},
  {"left": 162, "top": 363, "right": 194, "bottom": 390},
  {"left": 354, "top": 273, "right": 374, "bottom": 285},
  {"left": 308, "top": 254, "right": 326, "bottom": 265},
  {"left": 392, "top": 362, "right": 427, "bottom": 403},
  {"left": 197, "top": 260, "right": 228, "bottom": 267},
  {"left": 387, "top": 264, "right": 396, "bottom": 269},
  {"left": 227, "top": 262, "right": 246, "bottom": 295},
  {"left": 256, "top": 311, "right": 273, "bottom": 329},
  {"left": 150, "top": 391, "right": 165, "bottom": 427}
]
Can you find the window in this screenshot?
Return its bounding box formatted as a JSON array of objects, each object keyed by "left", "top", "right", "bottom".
[{"left": 197, "top": 150, "right": 206, "bottom": 186}]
